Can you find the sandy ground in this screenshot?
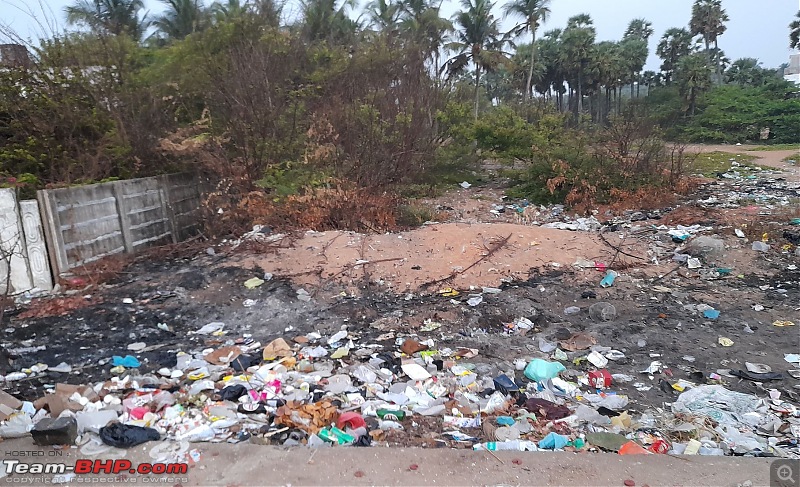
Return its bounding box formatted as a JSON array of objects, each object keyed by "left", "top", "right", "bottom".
[
  {"left": 241, "top": 223, "right": 652, "bottom": 294},
  {"left": 0, "top": 437, "right": 778, "bottom": 486}
]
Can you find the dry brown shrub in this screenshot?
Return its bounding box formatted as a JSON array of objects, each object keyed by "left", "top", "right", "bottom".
[
  {"left": 564, "top": 181, "right": 599, "bottom": 214},
  {"left": 267, "top": 186, "right": 401, "bottom": 233},
  {"left": 606, "top": 187, "right": 677, "bottom": 213}
]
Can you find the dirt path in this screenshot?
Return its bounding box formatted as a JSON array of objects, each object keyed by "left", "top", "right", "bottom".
[{"left": 693, "top": 143, "right": 800, "bottom": 181}]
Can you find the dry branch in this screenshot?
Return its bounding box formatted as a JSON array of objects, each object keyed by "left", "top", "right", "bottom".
[{"left": 421, "top": 234, "right": 512, "bottom": 289}]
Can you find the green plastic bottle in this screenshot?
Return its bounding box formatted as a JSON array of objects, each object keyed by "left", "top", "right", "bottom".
[{"left": 376, "top": 409, "right": 406, "bottom": 421}]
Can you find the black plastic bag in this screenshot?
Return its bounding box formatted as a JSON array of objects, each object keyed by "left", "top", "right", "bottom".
[
  {"left": 220, "top": 384, "right": 248, "bottom": 401},
  {"left": 730, "top": 369, "right": 784, "bottom": 381},
  {"left": 231, "top": 353, "right": 260, "bottom": 372},
  {"left": 99, "top": 423, "right": 160, "bottom": 448}
]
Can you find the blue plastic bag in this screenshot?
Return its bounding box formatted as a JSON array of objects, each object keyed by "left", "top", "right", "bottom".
[
  {"left": 538, "top": 432, "right": 569, "bottom": 450},
  {"left": 523, "top": 359, "right": 566, "bottom": 382},
  {"left": 111, "top": 355, "right": 141, "bottom": 368}
]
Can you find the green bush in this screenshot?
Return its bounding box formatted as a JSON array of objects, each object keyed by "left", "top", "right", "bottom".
[{"left": 648, "top": 82, "right": 800, "bottom": 144}]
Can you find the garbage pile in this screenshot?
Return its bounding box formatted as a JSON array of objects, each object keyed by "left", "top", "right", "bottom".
[{"left": 1, "top": 322, "right": 798, "bottom": 459}]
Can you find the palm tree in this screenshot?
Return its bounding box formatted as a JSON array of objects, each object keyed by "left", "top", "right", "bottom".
[
  {"left": 533, "top": 29, "right": 565, "bottom": 109},
  {"left": 367, "top": 0, "right": 400, "bottom": 30},
  {"left": 398, "top": 0, "right": 452, "bottom": 79},
  {"left": 591, "top": 40, "right": 619, "bottom": 119},
  {"left": 300, "top": 0, "right": 360, "bottom": 44},
  {"left": 725, "top": 57, "right": 764, "bottom": 86},
  {"left": 153, "top": 0, "right": 207, "bottom": 40},
  {"left": 640, "top": 69, "right": 657, "bottom": 95},
  {"left": 690, "top": 0, "right": 728, "bottom": 84},
  {"left": 790, "top": 10, "right": 800, "bottom": 49},
  {"left": 622, "top": 18, "right": 652, "bottom": 98},
  {"left": 676, "top": 52, "right": 711, "bottom": 116},
  {"left": 623, "top": 18, "right": 653, "bottom": 43},
  {"left": 619, "top": 38, "right": 647, "bottom": 99},
  {"left": 444, "top": 0, "right": 508, "bottom": 119},
  {"left": 211, "top": 0, "right": 250, "bottom": 22},
  {"left": 502, "top": 0, "right": 550, "bottom": 102},
  {"left": 560, "top": 14, "right": 595, "bottom": 118},
  {"left": 65, "top": 0, "right": 148, "bottom": 40},
  {"left": 656, "top": 27, "right": 692, "bottom": 85}
]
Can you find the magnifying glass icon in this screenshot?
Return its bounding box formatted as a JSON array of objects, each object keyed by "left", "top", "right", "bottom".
[{"left": 777, "top": 464, "right": 796, "bottom": 484}]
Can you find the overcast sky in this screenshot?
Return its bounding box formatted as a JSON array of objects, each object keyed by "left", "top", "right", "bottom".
[{"left": 1, "top": 0, "right": 798, "bottom": 71}]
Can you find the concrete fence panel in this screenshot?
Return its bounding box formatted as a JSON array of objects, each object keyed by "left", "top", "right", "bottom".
[
  {"left": 0, "top": 189, "right": 52, "bottom": 295},
  {"left": 38, "top": 174, "right": 205, "bottom": 276}
]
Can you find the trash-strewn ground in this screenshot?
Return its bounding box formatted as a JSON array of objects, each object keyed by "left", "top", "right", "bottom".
[{"left": 0, "top": 145, "right": 798, "bottom": 484}]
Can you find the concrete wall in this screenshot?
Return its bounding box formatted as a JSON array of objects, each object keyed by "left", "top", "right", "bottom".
[
  {"left": 38, "top": 174, "right": 205, "bottom": 275},
  {"left": 0, "top": 189, "right": 52, "bottom": 295}
]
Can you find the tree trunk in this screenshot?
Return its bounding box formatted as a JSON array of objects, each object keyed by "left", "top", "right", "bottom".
[
  {"left": 713, "top": 38, "right": 721, "bottom": 84},
  {"left": 525, "top": 28, "right": 536, "bottom": 101},
  {"left": 637, "top": 77, "right": 640, "bottom": 97},
  {"left": 703, "top": 36, "right": 711, "bottom": 70},
  {"left": 631, "top": 70, "right": 635, "bottom": 99},
  {"left": 576, "top": 65, "right": 583, "bottom": 120},
  {"left": 473, "top": 65, "right": 481, "bottom": 120}
]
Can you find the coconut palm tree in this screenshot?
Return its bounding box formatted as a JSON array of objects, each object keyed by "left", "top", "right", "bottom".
[
  {"left": 211, "top": 0, "right": 250, "bottom": 22},
  {"left": 300, "top": 0, "right": 360, "bottom": 44},
  {"left": 65, "top": 0, "right": 148, "bottom": 40},
  {"left": 676, "top": 52, "right": 711, "bottom": 116},
  {"left": 398, "top": 0, "right": 452, "bottom": 78},
  {"left": 560, "top": 13, "right": 595, "bottom": 118},
  {"left": 443, "top": 0, "right": 508, "bottom": 119},
  {"left": 690, "top": 0, "right": 728, "bottom": 84},
  {"left": 367, "top": 0, "right": 400, "bottom": 30},
  {"left": 656, "top": 27, "right": 692, "bottom": 85},
  {"left": 790, "top": 10, "right": 800, "bottom": 49},
  {"left": 502, "top": 0, "right": 550, "bottom": 102},
  {"left": 153, "top": 0, "right": 207, "bottom": 41}
]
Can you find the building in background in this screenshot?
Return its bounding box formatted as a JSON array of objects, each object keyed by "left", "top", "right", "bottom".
[
  {"left": 0, "top": 44, "right": 31, "bottom": 68},
  {"left": 785, "top": 53, "right": 800, "bottom": 85}
]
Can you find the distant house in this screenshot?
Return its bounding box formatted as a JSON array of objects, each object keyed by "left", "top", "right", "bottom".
[
  {"left": 785, "top": 53, "right": 800, "bottom": 85},
  {"left": 0, "top": 44, "right": 31, "bottom": 68}
]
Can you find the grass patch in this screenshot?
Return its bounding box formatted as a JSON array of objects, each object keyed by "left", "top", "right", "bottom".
[
  {"left": 397, "top": 202, "right": 443, "bottom": 227},
  {"left": 745, "top": 144, "right": 800, "bottom": 151},
  {"left": 782, "top": 152, "right": 799, "bottom": 164},
  {"left": 399, "top": 163, "right": 485, "bottom": 198},
  {"left": 689, "top": 151, "right": 774, "bottom": 177}
]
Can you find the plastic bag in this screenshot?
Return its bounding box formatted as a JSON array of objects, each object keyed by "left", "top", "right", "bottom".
[
  {"left": 219, "top": 385, "right": 248, "bottom": 401},
  {"left": 538, "top": 432, "right": 568, "bottom": 450},
  {"left": 0, "top": 413, "right": 33, "bottom": 438},
  {"left": 523, "top": 359, "right": 565, "bottom": 382},
  {"left": 99, "top": 423, "right": 160, "bottom": 448}
]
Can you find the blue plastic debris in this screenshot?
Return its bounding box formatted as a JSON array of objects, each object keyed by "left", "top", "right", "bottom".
[{"left": 111, "top": 355, "right": 141, "bottom": 368}]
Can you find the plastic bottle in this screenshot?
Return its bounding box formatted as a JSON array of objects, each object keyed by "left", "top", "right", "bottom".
[
  {"left": 473, "top": 440, "right": 538, "bottom": 451},
  {"left": 376, "top": 409, "right": 405, "bottom": 421}
]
